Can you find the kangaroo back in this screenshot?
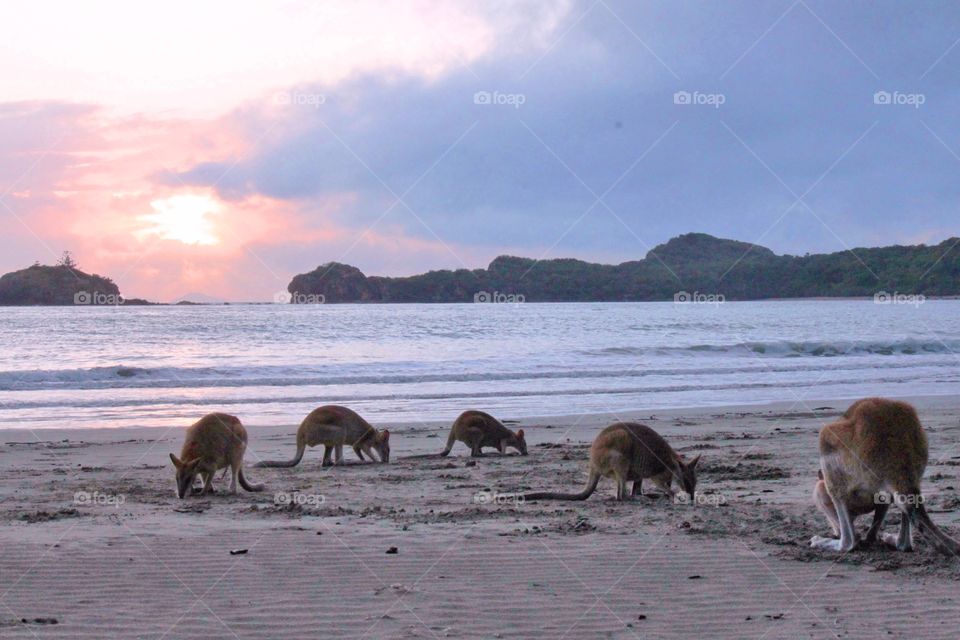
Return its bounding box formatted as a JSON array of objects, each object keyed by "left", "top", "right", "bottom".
[
  {"left": 604, "top": 422, "right": 680, "bottom": 479},
  {"left": 181, "top": 413, "right": 247, "bottom": 466}
]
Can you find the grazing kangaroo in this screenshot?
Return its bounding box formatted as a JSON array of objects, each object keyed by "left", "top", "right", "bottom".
[
  {"left": 524, "top": 422, "right": 699, "bottom": 502},
  {"left": 255, "top": 405, "right": 390, "bottom": 468},
  {"left": 439, "top": 410, "right": 527, "bottom": 457},
  {"left": 811, "top": 397, "right": 959, "bottom": 555},
  {"left": 169, "top": 413, "right": 264, "bottom": 498}
]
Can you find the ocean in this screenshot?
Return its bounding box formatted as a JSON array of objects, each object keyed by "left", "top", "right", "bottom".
[{"left": 1, "top": 300, "right": 958, "bottom": 430}]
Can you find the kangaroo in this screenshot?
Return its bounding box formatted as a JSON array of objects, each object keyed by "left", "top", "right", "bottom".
[
  {"left": 439, "top": 410, "right": 527, "bottom": 457},
  {"left": 255, "top": 405, "right": 390, "bottom": 468},
  {"left": 810, "top": 397, "right": 960, "bottom": 555},
  {"left": 168, "top": 413, "right": 264, "bottom": 499},
  {"left": 523, "top": 422, "right": 699, "bottom": 502}
]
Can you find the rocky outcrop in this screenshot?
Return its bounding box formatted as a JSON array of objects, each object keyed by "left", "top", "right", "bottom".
[{"left": 0, "top": 264, "right": 122, "bottom": 306}]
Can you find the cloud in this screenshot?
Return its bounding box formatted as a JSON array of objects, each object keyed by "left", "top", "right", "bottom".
[
  {"left": 0, "top": 0, "right": 571, "bottom": 116},
  {"left": 161, "top": 0, "right": 960, "bottom": 269},
  {"left": 3, "top": 1, "right": 960, "bottom": 301}
]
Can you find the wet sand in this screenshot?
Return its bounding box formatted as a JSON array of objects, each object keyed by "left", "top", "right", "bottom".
[{"left": 1, "top": 396, "right": 959, "bottom": 639}]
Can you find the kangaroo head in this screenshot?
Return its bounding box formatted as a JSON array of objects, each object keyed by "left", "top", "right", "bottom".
[
  {"left": 512, "top": 429, "right": 528, "bottom": 456},
  {"left": 676, "top": 454, "right": 701, "bottom": 498},
  {"left": 374, "top": 429, "right": 391, "bottom": 463},
  {"left": 169, "top": 453, "right": 201, "bottom": 499}
]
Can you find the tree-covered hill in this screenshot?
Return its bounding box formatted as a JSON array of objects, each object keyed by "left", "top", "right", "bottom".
[{"left": 285, "top": 233, "right": 960, "bottom": 302}]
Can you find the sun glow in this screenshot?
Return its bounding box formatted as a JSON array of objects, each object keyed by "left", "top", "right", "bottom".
[{"left": 139, "top": 194, "right": 221, "bottom": 245}]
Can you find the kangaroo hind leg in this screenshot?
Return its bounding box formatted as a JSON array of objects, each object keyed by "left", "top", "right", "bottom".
[
  {"left": 881, "top": 492, "right": 916, "bottom": 551},
  {"left": 863, "top": 502, "right": 889, "bottom": 545}
]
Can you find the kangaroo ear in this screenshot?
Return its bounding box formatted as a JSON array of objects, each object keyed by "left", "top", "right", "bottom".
[
  {"left": 516, "top": 429, "right": 525, "bottom": 439},
  {"left": 689, "top": 454, "right": 702, "bottom": 469},
  {"left": 169, "top": 453, "right": 182, "bottom": 468}
]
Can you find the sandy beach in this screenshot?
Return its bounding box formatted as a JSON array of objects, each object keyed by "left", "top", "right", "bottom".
[{"left": 2, "top": 396, "right": 959, "bottom": 639}]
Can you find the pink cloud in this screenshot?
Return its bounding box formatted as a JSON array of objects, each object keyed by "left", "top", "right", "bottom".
[{"left": 0, "top": 100, "right": 496, "bottom": 301}]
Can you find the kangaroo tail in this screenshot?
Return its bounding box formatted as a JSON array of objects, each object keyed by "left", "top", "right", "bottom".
[
  {"left": 524, "top": 469, "right": 600, "bottom": 501},
  {"left": 439, "top": 429, "right": 456, "bottom": 457},
  {"left": 238, "top": 468, "right": 265, "bottom": 492},
  {"left": 254, "top": 438, "right": 306, "bottom": 468},
  {"left": 910, "top": 502, "right": 960, "bottom": 556}
]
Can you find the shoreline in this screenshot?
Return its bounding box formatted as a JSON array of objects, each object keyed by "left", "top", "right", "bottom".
[
  {"left": 2, "top": 393, "right": 956, "bottom": 442},
  {"left": 4, "top": 295, "right": 960, "bottom": 306}
]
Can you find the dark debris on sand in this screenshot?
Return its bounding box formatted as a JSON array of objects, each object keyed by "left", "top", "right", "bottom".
[{"left": 700, "top": 460, "right": 790, "bottom": 481}]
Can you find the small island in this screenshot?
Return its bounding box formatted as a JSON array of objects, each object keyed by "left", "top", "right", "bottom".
[{"left": 0, "top": 253, "right": 123, "bottom": 306}]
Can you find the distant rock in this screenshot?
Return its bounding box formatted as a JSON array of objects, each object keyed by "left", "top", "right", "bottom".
[
  {"left": 173, "top": 292, "right": 224, "bottom": 305},
  {"left": 287, "top": 262, "right": 380, "bottom": 303},
  {"left": 0, "top": 264, "right": 121, "bottom": 306}
]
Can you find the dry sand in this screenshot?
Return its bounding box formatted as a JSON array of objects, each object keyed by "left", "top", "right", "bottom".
[{"left": 1, "top": 396, "right": 960, "bottom": 639}]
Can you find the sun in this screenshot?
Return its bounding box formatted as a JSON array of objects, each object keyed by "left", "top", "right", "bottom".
[{"left": 140, "top": 194, "right": 221, "bottom": 245}]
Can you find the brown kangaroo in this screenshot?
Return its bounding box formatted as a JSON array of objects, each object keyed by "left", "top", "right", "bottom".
[
  {"left": 439, "top": 410, "right": 527, "bottom": 457},
  {"left": 523, "top": 422, "right": 699, "bottom": 501},
  {"left": 811, "top": 397, "right": 959, "bottom": 554},
  {"left": 168, "top": 413, "right": 264, "bottom": 498},
  {"left": 255, "top": 405, "right": 390, "bottom": 468}
]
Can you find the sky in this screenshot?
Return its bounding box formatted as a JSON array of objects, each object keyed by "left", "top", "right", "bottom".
[{"left": 1, "top": 0, "right": 959, "bottom": 301}]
